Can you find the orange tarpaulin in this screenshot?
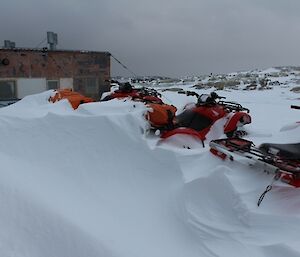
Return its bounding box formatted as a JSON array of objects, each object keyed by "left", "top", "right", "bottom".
[
  {"left": 49, "top": 89, "right": 94, "bottom": 109},
  {"left": 146, "top": 103, "right": 177, "bottom": 129}
]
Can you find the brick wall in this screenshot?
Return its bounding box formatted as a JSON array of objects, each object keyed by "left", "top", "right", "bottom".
[{"left": 0, "top": 49, "right": 111, "bottom": 99}]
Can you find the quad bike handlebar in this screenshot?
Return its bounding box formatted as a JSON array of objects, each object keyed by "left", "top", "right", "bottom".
[
  {"left": 177, "top": 90, "right": 249, "bottom": 113},
  {"left": 177, "top": 90, "right": 225, "bottom": 99},
  {"left": 291, "top": 105, "right": 300, "bottom": 110},
  {"left": 218, "top": 101, "right": 250, "bottom": 113},
  {"left": 107, "top": 79, "right": 162, "bottom": 98}
]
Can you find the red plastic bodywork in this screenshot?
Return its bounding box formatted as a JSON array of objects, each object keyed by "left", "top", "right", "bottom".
[
  {"left": 161, "top": 127, "right": 207, "bottom": 141},
  {"left": 109, "top": 91, "right": 163, "bottom": 104},
  {"left": 109, "top": 90, "right": 141, "bottom": 99},
  {"left": 281, "top": 174, "right": 300, "bottom": 187},
  {"left": 210, "top": 138, "right": 300, "bottom": 188},
  {"left": 193, "top": 105, "right": 226, "bottom": 120},
  {"left": 224, "top": 112, "right": 251, "bottom": 134},
  {"left": 161, "top": 104, "right": 250, "bottom": 141}
]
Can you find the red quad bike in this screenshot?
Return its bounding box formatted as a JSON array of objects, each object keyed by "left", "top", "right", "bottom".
[
  {"left": 160, "top": 91, "right": 251, "bottom": 147},
  {"left": 209, "top": 105, "right": 300, "bottom": 206},
  {"left": 101, "top": 82, "right": 177, "bottom": 132}
]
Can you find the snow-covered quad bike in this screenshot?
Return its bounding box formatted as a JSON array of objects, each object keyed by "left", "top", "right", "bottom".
[
  {"left": 101, "top": 82, "right": 177, "bottom": 131},
  {"left": 210, "top": 137, "right": 300, "bottom": 187},
  {"left": 209, "top": 105, "right": 300, "bottom": 205},
  {"left": 209, "top": 135, "right": 300, "bottom": 205},
  {"left": 160, "top": 91, "right": 251, "bottom": 147},
  {"left": 210, "top": 105, "right": 300, "bottom": 186},
  {"left": 101, "top": 82, "right": 164, "bottom": 104}
]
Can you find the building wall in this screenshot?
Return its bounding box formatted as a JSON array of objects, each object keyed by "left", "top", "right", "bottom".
[
  {"left": 59, "top": 78, "right": 73, "bottom": 89},
  {"left": 0, "top": 49, "right": 111, "bottom": 100},
  {"left": 17, "top": 78, "right": 46, "bottom": 98}
]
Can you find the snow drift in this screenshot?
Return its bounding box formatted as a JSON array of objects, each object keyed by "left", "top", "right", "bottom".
[
  {"left": 1, "top": 79, "right": 300, "bottom": 257},
  {"left": 0, "top": 93, "right": 203, "bottom": 257}
]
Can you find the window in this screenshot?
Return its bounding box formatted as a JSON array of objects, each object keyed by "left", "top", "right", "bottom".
[
  {"left": 86, "top": 78, "right": 97, "bottom": 94},
  {"left": 0, "top": 80, "right": 17, "bottom": 100},
  {"left": 47, "top": 80, "right": 59, "bottom": 90},
  {"left": 74, "top": 77, "right": 99, "bottom": 96}
]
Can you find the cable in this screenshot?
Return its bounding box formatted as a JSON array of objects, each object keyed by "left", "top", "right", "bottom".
[
  {"left": 257, "top": 185, "right": 272, "bottom": 207},
  {"left": 257, "top": 172, "right": 280, "bottom": 207},
  {"left": 110, "top": 53, "right": 138, "bottom": 77},
  {"left": 35, "top": 37, "right": 47, "bottom": 48}
]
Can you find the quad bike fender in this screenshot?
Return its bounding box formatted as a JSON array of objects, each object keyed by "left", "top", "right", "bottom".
[
  {"left": 109, "top": 91, "right": 140, "bottom": 99},
  {"left": 160, "top": 127, "right": 207, "bottom": 142},
  {"left": 142, "top": 95, "right": 163, "bottom": 104},
  {"left": 224, "top": 112, "right": 251, "bottom": 134},
  {"left": 281, "top": 174, "right": 300, "bottom": 187}
]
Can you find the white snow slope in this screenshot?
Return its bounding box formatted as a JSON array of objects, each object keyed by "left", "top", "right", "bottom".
[{"left": 1, "top": 74, "right": 300, "bottom": 257}]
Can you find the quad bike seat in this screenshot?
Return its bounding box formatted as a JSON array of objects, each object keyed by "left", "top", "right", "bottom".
[{"left": 259, "top": 143, "right": 300, "bottom": 160}]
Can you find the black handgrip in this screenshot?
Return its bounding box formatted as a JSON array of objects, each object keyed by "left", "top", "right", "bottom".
[{"left": 291, "top": 105, "right": 300, "bottom": 110}]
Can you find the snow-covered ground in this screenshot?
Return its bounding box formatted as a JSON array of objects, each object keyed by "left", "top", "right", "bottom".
[{"left": 1, "top": 69, "right": 300, "bottom": 257}]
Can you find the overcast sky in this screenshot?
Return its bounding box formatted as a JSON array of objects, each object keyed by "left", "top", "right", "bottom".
[{"left": 1, "top": 0, "right": 300, "bottom": 77}]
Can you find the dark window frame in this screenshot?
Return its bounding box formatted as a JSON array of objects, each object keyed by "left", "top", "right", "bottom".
[
  {"left": 0, "top": 80, "right": 17, "bottom": 100},
  {"left": 47, "top": 80, "right": 60, "bottom": 90},
  {"left": 85, "top": 77, "right": 97, "bottom": 94},
  {"left": 74, "top": 77, "right": 99, "bottom": 96}
]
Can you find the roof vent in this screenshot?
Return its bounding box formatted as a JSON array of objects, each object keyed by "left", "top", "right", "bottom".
[{"left": 47, "top": 32, "right": 58, "bottom": 50}]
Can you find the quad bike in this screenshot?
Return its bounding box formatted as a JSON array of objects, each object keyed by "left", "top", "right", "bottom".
[
  {"left": 101, "top": 82, "right": 163, "bottom": 104},
  {"left": 101, "top": 82, "right": 177, "bottom": 131},
  {"left": 209, "top": 105, "right": 300, "bottom": 206},
  {"left": 160, "top": 91, "right": 251, "bottom": 147}
]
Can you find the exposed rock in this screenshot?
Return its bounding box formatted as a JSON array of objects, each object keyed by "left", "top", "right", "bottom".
[
  {"left": 291, "top": 86, "right": 300, "bottom": 93},
  {"left": 161, "top": 87, "right": 184, "bottom": 92},
  {"left": 243, "top": 83, "right": 257, "bottom": 90},
  {"left": 193, "top": 83, "right": 209, "bottom": 89}
]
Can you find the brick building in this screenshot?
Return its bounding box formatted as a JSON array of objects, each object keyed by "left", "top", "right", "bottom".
[{"left": 0, "top": 48, "right": 111, "bottom": 100}]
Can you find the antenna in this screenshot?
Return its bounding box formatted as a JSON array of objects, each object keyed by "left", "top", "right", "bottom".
[{"left": 47, "top": 31, "right": 58, "bottom": 50}]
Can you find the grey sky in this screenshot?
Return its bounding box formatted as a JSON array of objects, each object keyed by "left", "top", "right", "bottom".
[{"left": 1, "top": 0, "right": 300, "bottom": 77}]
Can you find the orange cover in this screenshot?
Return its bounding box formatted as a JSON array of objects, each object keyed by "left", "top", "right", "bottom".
[
  {"left": 146, "top": 103, "right": 177, "bottom": 128},
  {"left": 49, "top": 89, "right": 94, "bottom": 109}
]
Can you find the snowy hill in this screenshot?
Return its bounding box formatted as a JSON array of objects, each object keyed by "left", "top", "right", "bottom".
[{"left": 1, "top": 67, "right": 300, "bottom": 256}]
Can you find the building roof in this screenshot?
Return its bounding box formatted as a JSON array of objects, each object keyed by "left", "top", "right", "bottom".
[{"left": 0, "top": 47, "right": 111, "bottom": 55}]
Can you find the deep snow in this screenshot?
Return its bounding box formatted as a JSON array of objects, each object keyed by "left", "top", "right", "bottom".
[{"left": 1, "top": 73, "right": 300, "bottom": 257}]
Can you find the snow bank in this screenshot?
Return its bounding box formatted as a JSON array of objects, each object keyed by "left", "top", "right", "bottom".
[
  {"left": 0, "top": 94, "right": 205, "bottom": 257},
  {"left": 1, "top": 80, "right": 300, "bottom": 257}
]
